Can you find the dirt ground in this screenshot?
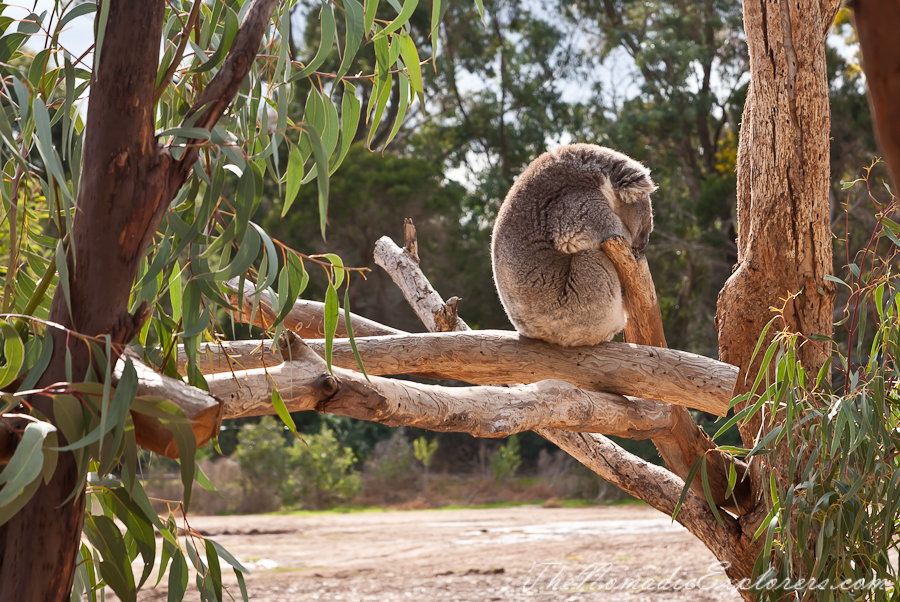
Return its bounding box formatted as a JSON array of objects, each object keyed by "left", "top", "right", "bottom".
[{"left": 136, "top": 504, "right": 743, "bottom": 601}]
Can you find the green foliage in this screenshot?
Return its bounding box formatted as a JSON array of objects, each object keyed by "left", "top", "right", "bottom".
[
  {"left": 284, "top": 425, "right": 360, "bottom": 509},
  {"left": 413, "top": 435, "right": 438, "bottom": 468},
  {"left": 711, "top": 181, "right": 900, "bottom": 600},
  {"left": 366, "top": 429, "right": 416, "bottom": 489},
  {"left": 233, "top": 417, "right": 289, "bottom": 511},
  {"left": 490, "top": 435, "right": 521, "bottom": 483},
  {"left": 233, "top": 418, "right": 360, "bottom": 510}
]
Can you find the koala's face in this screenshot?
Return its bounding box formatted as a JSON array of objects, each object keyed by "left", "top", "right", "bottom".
[{"left": 616, "top": 195, "right": 654, "bottom": 252}]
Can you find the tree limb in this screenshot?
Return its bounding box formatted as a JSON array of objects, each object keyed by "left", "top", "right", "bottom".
[
  {"left": 177, "top": 330, "right": 736, "bottom": 415},
  {"left": 117, "top": 350, "right": 222, "bottom": 459},
  {"left": 373, "top": 236, "right": 470, "bottom": 332},
  {"left": 182, "top": 0, "right": 278, "bottom": 133},
  {"left": 374, "top": 233, "right": 755, "bottom": 514},
  {"left": 208, "top": 332, "right": 677, "bottom": 439},
  {"left": 224, "top": 277, "right": 402, "bottom": 338}
]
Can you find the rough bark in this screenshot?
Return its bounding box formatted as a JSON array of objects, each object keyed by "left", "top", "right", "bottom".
[
  {"left": 853, "top": 0, "right": 900, "bottom": 192},
  {"left": 716, "top": 0, "right": 837, "bottom": 482},
  {"left": 713, "top": 0, "right": 839, "bottom": 595},
  {"left": 0, "top": 1, "right": 278, "bottom": 599},
  {"left": 0, "top": 3, "right": 168, "bottom": 599}
]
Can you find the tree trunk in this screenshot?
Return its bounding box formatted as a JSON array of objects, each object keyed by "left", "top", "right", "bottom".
[
  {"left": 717, "top": 0, "right": 838, "bottom": 448},
  {"left": 853, "top": 0, "right": 900, "bottom": 192},
  {"left": 715, "top": 0, "right": 839, "bottom": 588},
  {"left": 0, "top": 0, "right": 278, "bottom": 595},
  {"left": 0, "top": 2, "right": 167, "bottom": 599}
]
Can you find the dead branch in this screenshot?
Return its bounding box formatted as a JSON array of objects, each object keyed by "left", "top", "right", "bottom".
[
  {"left": 177, "top": 330, "right": 735, "bottom": 415},
  {"left": 208, "top": 332, "right": 677, "bottom": 439},
  {"left": 373, "top": 236, "right": 470, "bottom": 332},
  {"left": 403, "top": 217, "right": 419, "bottom": 263}
]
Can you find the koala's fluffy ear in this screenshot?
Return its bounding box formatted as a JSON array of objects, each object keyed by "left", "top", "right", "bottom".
[{"left": 609, "top": 160, "right": 658, "bottom": 204}]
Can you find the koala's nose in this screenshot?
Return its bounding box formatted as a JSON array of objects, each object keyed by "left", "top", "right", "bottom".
[{"left": 633, "top": 234, "right": 649, "bottom": 252}]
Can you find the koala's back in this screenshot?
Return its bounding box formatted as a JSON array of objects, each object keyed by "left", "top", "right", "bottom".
[{"left": 492, "top": 144, "right": 648, "bottom": 347}]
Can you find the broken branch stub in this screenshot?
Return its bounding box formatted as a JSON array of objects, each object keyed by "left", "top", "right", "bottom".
[
  {"left": 373, "top": 236, "right": 470, "bottom": 332},
  {"left": 118, "top": 350, "right": 222, "bottom": 459}
]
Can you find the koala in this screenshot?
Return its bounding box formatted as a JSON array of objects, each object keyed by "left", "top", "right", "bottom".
[{"left": 491, "top": 143, "right": 656, "bottom": 347}]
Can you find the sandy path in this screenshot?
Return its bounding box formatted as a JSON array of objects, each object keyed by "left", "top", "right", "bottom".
[{"left": 137, "top": 504, "right": 743, "bottom": 601}]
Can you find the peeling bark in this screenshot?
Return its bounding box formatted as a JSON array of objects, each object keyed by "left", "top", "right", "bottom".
[{"left": 717, "top": 0, "right": 837, "bottom": 438}]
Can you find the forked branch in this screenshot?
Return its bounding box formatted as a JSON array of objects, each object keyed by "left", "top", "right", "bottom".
[{"left": 372, "top": 231, "right": 755, "bottom": 515}]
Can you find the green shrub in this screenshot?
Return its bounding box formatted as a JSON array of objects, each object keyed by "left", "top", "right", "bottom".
[
  {"left": 233, "top": 418, "right": 360, "bottom": 511},
  {"left": 414, "top": 436, "right": 439, "bottom": 493},
  {"left": 284, "top": 426, "right": 360, "bottom": 509},
  {"left": 233, "top": 417, "right": 288, "bottom": 512},
  {"left": 490, "top": 435, "right": 522, "bottom": 483}
]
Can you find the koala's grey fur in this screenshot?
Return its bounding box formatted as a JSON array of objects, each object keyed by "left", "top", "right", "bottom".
[{"left": 491, "top": 144, "right": 656, "bottom": 347}]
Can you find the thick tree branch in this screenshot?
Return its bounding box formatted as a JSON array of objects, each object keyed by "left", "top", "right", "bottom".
[
  {"left": 601, "top": 236, "right": 667, "bottom": 348},
  {"left": 208, "top": 332, "right": 677, "bottom": 439},
  {"left": 179, "top": 330, "right": 735, "bottom": 415},
  {"left": 1, "top": 3, "right": 280, "bottom": 595},
  {"left": 117, "top": 350, "right": 222, "bottom": 459}
]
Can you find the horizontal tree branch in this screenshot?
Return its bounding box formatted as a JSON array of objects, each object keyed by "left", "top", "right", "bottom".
[
  {"left": 117, "top": 350, "right": 222, "bottom": 459},
  {"left": 176, "top": 331, "right": 735, "bottom": 415},
  {"left": 0, "top": 352, "right": 222, "bottom": 465},
  {"left": 208, "top": 332, "right": 677, "bottom": 439}
]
